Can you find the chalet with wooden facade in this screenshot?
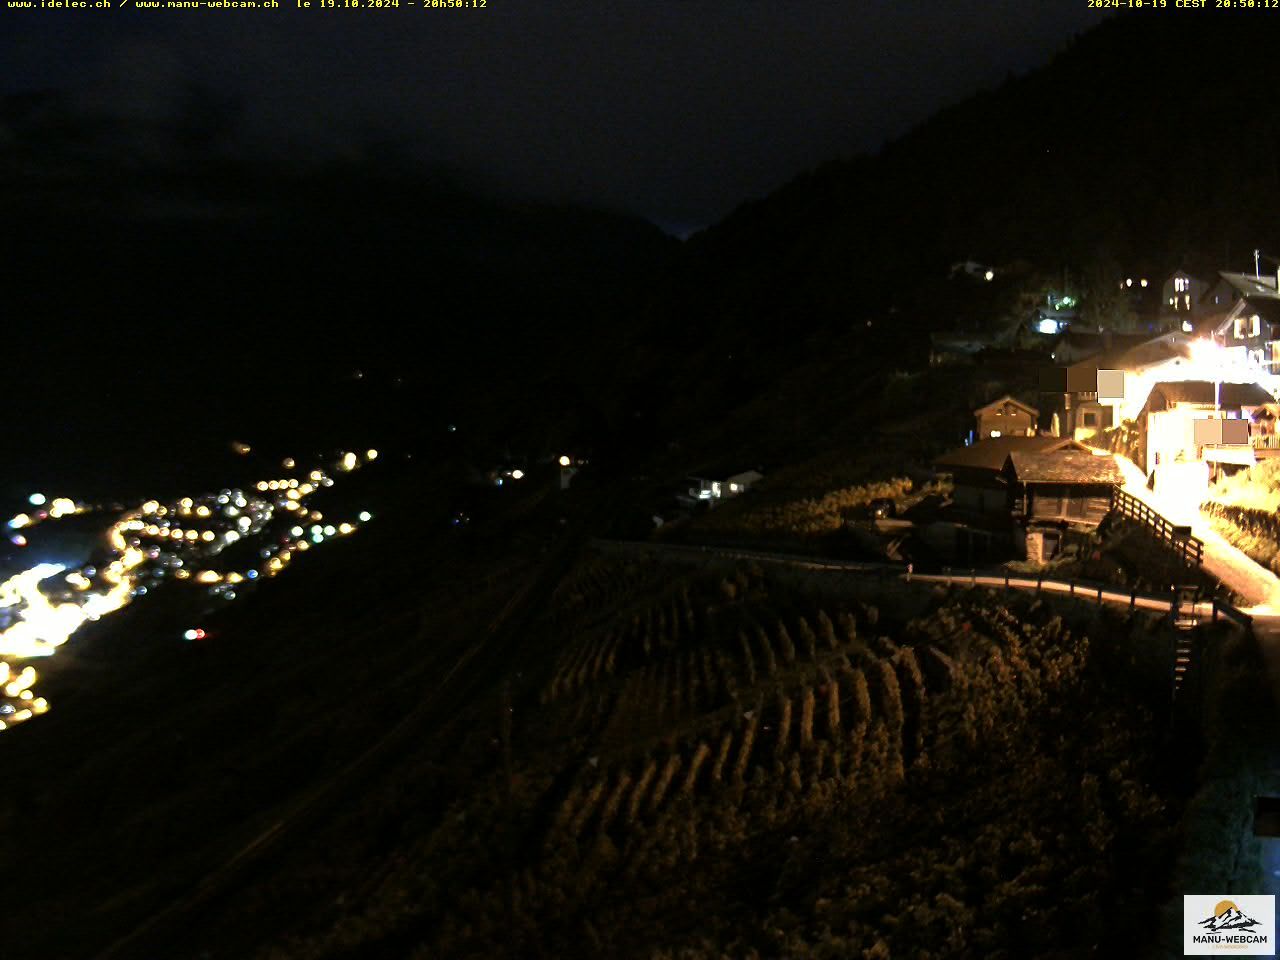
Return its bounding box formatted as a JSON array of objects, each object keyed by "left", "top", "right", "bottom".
[
  {"left": 1161, "top": 270, "right": 1208, "bottom": 322},
  {"left": 932, "top": 435, "right": 1122, "bottom": 562},
  {"left": 1039, "top": 332, "right": 1194, "bottom": 440},
  {"left": 1209, "top": 272, "right": 1280, "bottom": 379},
  {"left": 935, "top": 435, "right": 1079, "bottom": 518},
  {"left": 973, "top": 395, "right": 1038, "bottom": 440},
  {"left": 1142, "top": 380, "right": 1277, "bottom": 476}
]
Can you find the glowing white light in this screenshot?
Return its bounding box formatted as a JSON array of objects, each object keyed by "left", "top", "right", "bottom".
[
  {"left": 559, "top": 455, "right": 572, "bottom": 467},
  {"left": 984, "top": 270, "right": 994, "bottom": 281},
  {"left": 358, "top": 511, "right": 372, "bottom": 522},
  {"left": 27, "top": 494, "right": 45, "bottom": 507},
  {"left": 511, "top": 469, "right": 524, "bottom": 480}
]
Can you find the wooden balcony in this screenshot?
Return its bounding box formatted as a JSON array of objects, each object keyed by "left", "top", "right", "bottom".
[{"left": 1201, "top": 432, "right": 1280, "bottom": 462}]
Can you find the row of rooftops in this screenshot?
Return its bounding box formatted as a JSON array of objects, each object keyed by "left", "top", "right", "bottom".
[
  {"left": 936, "top": 435, "right": 1124, "bottom": 485},
  {"left": 936, "top": 435, "right": 1124, "bottom": 484},
  {"left": 978, "top": 374, "right": 1275, "bottom": 426},
  {"left": 934, "top": 270, "right": 1280, "bottom": 363}
]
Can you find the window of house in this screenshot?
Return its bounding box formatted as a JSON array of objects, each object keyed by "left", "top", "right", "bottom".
[
  {"left": 1251, "top": 314, "right": 1261, "bottom": 337},
  {"left": 1236, "top": 316, "right": 1247, "bottom": 339},
  {"left": 1083, "top": 412, "right": 1097, "bottom": 427}
]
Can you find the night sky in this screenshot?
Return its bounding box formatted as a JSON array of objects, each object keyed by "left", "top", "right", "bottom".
[{"left": 3, "top": 2, "right": 1107, "bottom": 233}]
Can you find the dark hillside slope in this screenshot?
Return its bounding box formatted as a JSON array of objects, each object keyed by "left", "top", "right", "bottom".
[
  {"left": 619, "top": 14, "right": 1280, "bottom": 460},
  {"left": 665, "top": 14, "right": 1280, "bottom": 350}
]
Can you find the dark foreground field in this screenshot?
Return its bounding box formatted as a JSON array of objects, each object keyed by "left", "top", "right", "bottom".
[{"left": 2, "top": 472, "right": 1275, "bottom": 959}]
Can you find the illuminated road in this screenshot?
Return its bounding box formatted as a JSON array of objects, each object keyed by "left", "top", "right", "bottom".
[
  {"left": 1111, "top": 454, "right": 1280, "bottom": 608},
  {"left": 0, "top": 448, "right": 380, "bottom": 730}
]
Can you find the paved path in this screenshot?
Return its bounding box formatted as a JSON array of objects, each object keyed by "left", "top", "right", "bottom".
[
  {"left": 1112, "top": 454, "right": 1280, "bottom": 608},
  {"left": 1111, "top": 455, "right": 1280, "bottom": 895},
  {"left": 596, "top": 539, "right": 1246, "bottom": 623}
]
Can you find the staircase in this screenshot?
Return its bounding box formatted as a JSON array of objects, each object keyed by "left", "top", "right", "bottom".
[
  {"left": 1172, "top": 585, "right": 1198, "bottom": 697},
  {"left": 1173, "top": 632, "right": 1195, "bottom": 695}
]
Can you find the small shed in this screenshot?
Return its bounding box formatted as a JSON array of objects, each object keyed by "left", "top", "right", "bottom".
[
  {"left": 935, "top": 436, "right": 1085, "bottom": 517},
  {"left": 1003, "top": 448, "right": 1122, "bottom": 561}
]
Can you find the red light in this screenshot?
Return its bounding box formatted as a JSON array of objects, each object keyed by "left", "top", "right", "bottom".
[{"left": 194, "top": 629, "right": 206, "bottom": 640}]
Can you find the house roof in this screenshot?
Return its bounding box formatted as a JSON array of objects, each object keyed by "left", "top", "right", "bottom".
[
  {"left": 1005, "top": 449, "right": 1123, "bottom": 485},
  {"left": 1062, "top": 333, "right": 1191, "bottom": 383},
  {"left": 1220, "top": 272, "right": 1280, "bottom": 299},
  {"left": 726, "top": 470, "right": 764, "bottom": 486},
  {"left": 1053, "top": 331, "right": 1150, "bottom": 352},
  {"left": 935, "top": 436, "right": 1082, "bottom": 473},
  {"left": 973, "top": 394, "right": 1039, "bottom": 418},
  {"left": 929, "top": 331, "right": 995, "bottom": 350},
  {"left": 1113, "top": 333, "right": 1194, "bottom": 369},
  {"left": 689, "top": 465, "right": 764, "bottom": 484},
  {"left": 1144, "top": 380, "right": 1275, "bottom": 410}
]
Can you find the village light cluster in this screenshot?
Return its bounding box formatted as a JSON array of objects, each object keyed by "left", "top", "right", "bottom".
[
  {"left": 0, "top": 449, "right": 378, "bottom": 731},
  {"left": 7, "top": 496, "right": 86, "bottom": 545}
]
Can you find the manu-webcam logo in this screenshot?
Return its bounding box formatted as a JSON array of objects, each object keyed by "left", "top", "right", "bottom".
[{"left": 1184, "top": 895, "right": 1275, "bottom": 955}]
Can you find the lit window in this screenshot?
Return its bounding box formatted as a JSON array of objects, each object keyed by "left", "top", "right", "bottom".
[
  {"left": 1182, "top": 320, "right": 1193, "bottom": 333},
  {"left": 1251, "top": 314, "right": 1261, "bottom": 337}
]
